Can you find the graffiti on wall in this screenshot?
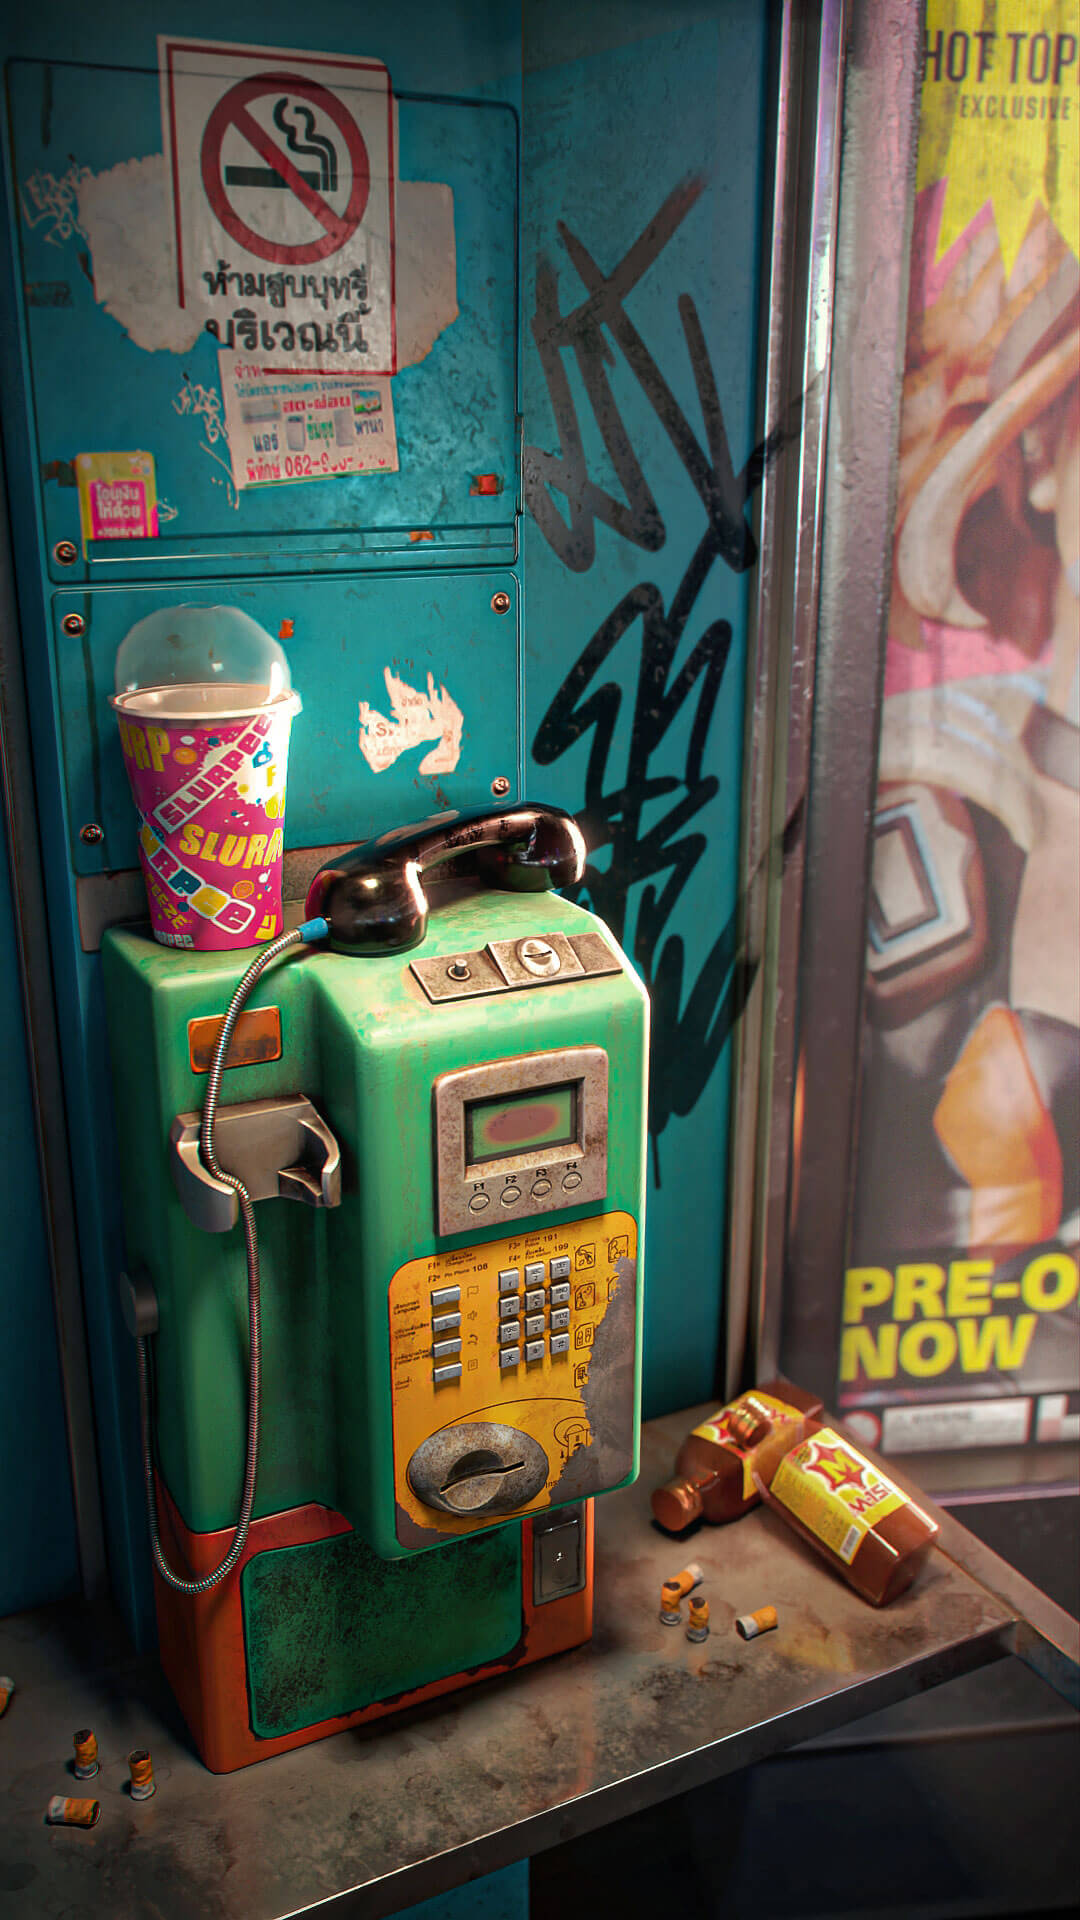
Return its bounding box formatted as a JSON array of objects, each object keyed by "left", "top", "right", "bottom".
[{"left": 526, "top": 177, "right": 790, "bottom": 1177}]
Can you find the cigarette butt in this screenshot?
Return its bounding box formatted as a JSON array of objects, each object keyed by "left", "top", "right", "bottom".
[
  {"left": 735, "top": 1605, "right": 778, "bottom": 1640},
  {"left": 73, "top": 1729, "right": 99, "bottom": 1780},
  {"left": 128, "top": 1749, "right": 156, "bottom": 1800},
  {"left": 686, "top": 1596, "right": 710, "bottom": 1642},
  {"left": 659, "top": 1579, "right": 682, "bottom": 1625},
  {"left": 669, "top": 1563, "right": 704, "bottom": 1600},
  {"left": 46, "top": 1796, "right": 100, "bottom": 1828},
  {"left": 0, "top": 1676, "right": 13, "bottom": 1717}
]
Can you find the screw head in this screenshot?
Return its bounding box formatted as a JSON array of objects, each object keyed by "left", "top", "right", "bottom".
[
  {"left": 79, "top": 822, "right": 104, "bottom": 845},
  {"left": 61, "top": 613, "right": 86, "bottom": 637},
  {"left": 491, "top": 775, "right": 511, "bottom": 797},
  {"left": 447, "top": 959, "right": 471, "bottom": 982},
  {"left": 491, "top": 591, "right": 511, "bottom": 616},
  {"left": 53, "top": 540, "right": 78, "bottom": 566}
]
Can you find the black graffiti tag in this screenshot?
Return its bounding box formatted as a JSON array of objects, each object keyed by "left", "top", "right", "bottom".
[{"left": 526, "top": 179, "right": 795, "bottom": 1179}]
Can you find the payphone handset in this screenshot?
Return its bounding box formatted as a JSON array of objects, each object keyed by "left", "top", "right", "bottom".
[{"left": 134, "top": 800, "right": 647, "bottom": 1593}]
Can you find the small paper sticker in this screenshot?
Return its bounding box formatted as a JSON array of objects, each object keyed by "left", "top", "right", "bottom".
[
  {"left": 76, "top": 451, "right": 158, "bottom": 548},
  {"left": 218, "top": 351, "right": 398, "bottom": 489}
]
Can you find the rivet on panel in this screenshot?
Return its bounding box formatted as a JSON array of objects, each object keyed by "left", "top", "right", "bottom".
[
  {"left": 61, "top": 612, "right": 86, "bottom": 637},
  {"left": 79, "top": 823, "right": 104, "bottom": 845},
  {"left": 53, "top": 540, "right": 78, "bottom": 566},
  {"left": 491, "top": 776, "right": 511, "bottom": 797},
  {"left": 490, "top": 591, "right": 511, "bottom": 615}
]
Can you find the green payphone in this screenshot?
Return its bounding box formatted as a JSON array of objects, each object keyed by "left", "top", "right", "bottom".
[{"left": 103, "top": 802, "right": 648, "bottom": 1770}]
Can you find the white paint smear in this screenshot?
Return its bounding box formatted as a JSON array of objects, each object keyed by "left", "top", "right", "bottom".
[
  {"left": 358, "top": 668, "right": 463, "bottom": 775},
  {"left": 69, "top": 153, "right": 454, "bottom": 366},
  {"left": 78, "top": 157, "right": 204, "bottom": 354}
]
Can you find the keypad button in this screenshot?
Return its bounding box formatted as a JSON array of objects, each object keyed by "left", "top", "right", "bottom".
[
  {"left": 525, "top": 1314, "right": 545, "bottom": 1338},
  {"left": 531, "top": 1179, "right": 552, "bottom": 1199},
  {"left": 433, "top": 1337, "right": 462, "bottom": 1360},
  {"left": 498, "top": 1268, "right": 521, "bottom": 1293},
  {"left": 432, "top": 1311, "right": 461, "bottom": 1335},
  {"left": 433, "top": 1362, "right": 462, "bottom": 1384},
  {"left": 468, "top": 1192, "right": 490, "bottom": 1213},
  {"left": 499, "top": 1346, "right": 520, "bottom": 1368},
  {"left": 549, "top": 1332, "right": 570, "bottom": 1356},
  {"left": 550, "top": 1308, "right": 570, "bottom": 1332},
  {"left": 431, "top": 1286, "right": 460, "bottom": 1309},
  {"left": 524, "top": 1340, "right": 544, "bottom": 1363},
  {"left": 524, "top": 1288, "right": 545, "bottom": 1313},
  {"left": 500, "top": 1186, "right": 522, "bottom": 1207},
  {"left": 561, "top": 1172, "right": 582, "bottom": 1192},
  {"left": 549, "top": 1256, "right": 571, "bottom": 1281},
  {"left": 499, "top": 1296, "right": 521, "bottom": 1320},
  {"left": 524, "top": 1262, "right": 545, "bottom": 1287},
  {"left": 498, "top": 1320, "right": 521, "bottom": 1344},
  {"left": 549, "top": 1283, "right": 571, "bottom": 1307}
]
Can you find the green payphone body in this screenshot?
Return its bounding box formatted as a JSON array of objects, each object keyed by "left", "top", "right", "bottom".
[{"left": 103, "top": 803, "right": 648, "bottom": 1770}]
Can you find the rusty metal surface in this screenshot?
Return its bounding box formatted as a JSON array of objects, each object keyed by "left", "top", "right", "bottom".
[{"left": 0, "top": 1408, "right": 1026, "bottom": 1919}]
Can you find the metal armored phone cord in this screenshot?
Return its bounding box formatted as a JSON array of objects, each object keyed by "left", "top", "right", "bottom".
[{"left": 136, "top": 916, "right": 330, "bottom": 1594}]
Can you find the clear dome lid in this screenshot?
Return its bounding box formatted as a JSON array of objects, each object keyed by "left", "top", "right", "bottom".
[{"left": 111, "top": 604, "right": 299, "bottom": 721}]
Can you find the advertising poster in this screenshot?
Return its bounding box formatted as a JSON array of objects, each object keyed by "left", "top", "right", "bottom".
[{"left": 841, "top": 1, "right": 1080, "bottom": 1456}]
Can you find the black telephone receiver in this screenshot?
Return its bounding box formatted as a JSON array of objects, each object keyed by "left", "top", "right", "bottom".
[{"left": 305, "top": 802, "right": 586, "bottom": 954}]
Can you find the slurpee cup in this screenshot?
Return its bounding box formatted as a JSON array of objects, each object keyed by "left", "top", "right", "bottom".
[{"left": 111, "top": 607, "right": 300, "bottom": 951}]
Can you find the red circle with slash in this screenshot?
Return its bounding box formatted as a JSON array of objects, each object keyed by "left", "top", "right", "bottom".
[{"left": 200, "top": 72, "right": 370, "bottom": 266}]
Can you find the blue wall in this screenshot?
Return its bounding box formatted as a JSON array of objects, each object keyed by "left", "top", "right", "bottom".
[
  {"left": 0, "top": 798, "right": 79, "bottom": 1613},
  {"left": 0, "top": 0, "right": 770, "bottom": 1631}
]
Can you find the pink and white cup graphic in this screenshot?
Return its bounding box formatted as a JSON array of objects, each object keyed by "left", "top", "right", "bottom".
[{"left": 111, "top": 687, "right": 300, "bottom": 951}]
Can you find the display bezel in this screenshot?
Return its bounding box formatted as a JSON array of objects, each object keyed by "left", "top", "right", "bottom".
[{"left": 432, "top": 1047, "right": 608, "bottom": 1236}]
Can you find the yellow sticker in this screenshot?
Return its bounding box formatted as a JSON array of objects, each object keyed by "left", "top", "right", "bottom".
[
  {"left": 769, "top": 1427, "right": 908, "bottom": 1564},
  {"left": 693, "top": 1390, "right": 805, "bottom": 1501}
]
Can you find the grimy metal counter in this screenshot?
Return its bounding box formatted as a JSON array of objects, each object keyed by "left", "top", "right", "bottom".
[{"left": 1, "top": 1407, "right": 1076, "bottom": 1919}]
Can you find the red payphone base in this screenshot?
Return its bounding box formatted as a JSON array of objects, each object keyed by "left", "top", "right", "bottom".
[{"left": 152, "top": 1480, "right": 594, "bottom": 1773}]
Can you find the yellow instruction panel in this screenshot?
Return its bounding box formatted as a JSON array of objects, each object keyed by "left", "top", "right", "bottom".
[{"left": 389, "top": 1212, "right": 638, "bottom": 1544}]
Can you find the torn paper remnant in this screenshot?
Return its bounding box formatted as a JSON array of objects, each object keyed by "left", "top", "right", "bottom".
[{"left": 358, "top": 668, "right": 463, "bottom": 775}]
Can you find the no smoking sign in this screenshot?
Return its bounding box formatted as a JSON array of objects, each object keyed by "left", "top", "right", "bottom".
[{"left": 160, "top": 36, "right": 396, "bottom": 371}]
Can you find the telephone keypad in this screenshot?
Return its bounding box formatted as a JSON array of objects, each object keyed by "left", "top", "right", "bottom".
[{"left": 491, "top": 1249, "right": 608, "bottom": 1363}]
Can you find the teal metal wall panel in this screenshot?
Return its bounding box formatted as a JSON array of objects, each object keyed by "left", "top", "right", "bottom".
[
  {"left": 0, "top": 800, "right": 79, "bottom": 1615},
  {"left": 521, "top": 7, "right": 770, "bottom": 1416},
  {"left": 404, "top": 1862, "right": 529, "bottom": 1920},
  {"left": 53, "top": 571, "right": 520, "bottom": 876},
  {"left": 10, "top": 65, "right": 518, "bottom": 580}
]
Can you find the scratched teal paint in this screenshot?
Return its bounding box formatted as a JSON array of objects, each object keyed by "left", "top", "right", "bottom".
[
  {"left": 402, "top": 1862, "right": 529, "bottom": 1920},
  {"left": 0, "top": 796, "right": 79, "bottom": 1615},
  {"left": 522, "top": 9, "right": 770, "bottom": 1417}
]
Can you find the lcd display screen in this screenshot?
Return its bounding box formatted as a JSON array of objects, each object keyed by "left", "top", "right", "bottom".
[{"left": 466, "top": 1084, "right": 578, "bottom": 1163}]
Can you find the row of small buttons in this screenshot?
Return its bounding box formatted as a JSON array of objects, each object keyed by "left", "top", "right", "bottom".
[
  {"left": 467, "top": 1173, "right": 582, "bottom": 1216},
  {"left": 430, "top": 1285, "right": 462, "bottom": 1385},
  {"left": 500, "top": 1333, "right": 570, "bottom": 1368},
  {"left": 498, "top": 1256, "right": 571, "bottom": 1292}
]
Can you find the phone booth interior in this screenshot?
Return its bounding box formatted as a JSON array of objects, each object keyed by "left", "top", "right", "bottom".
[{"left": 0, "top": 0, "right": 765, "bottom": 1777}]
